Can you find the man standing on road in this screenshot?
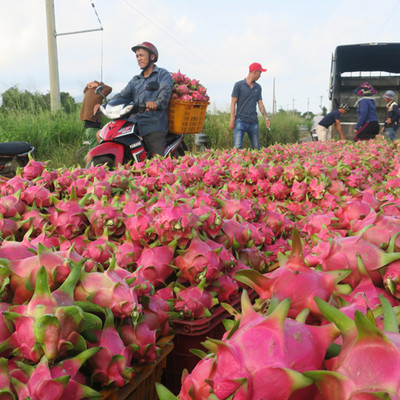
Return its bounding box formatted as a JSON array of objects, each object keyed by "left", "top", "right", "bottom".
[
  {"left": 229, "top": 62, "right": 271, "bottom": 150},
  {"left": 112, "top": 42, "right": 173, "bottom": 157},
  {"left": 316, "top": 104, "right": 349, "bottom": 141}
]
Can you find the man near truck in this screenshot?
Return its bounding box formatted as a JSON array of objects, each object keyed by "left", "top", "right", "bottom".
[
  {"left": 381, "top": 90, "right": 400, "bottom": 141},
  {"left": 315, "top": 104, "right": 348, "bottom": 141}
]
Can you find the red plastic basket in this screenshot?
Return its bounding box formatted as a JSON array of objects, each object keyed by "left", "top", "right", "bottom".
[{"left": 163, "top": 291, "right": 256, "bottom": 395}]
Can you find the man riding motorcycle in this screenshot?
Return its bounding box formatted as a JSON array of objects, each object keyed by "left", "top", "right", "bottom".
[{"left": 111, "top": 42, "right": 173, "bottom": 157}]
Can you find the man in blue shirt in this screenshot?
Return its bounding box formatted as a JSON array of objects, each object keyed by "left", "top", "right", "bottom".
[
  {"left": 229, "top": 62, "right": 271, "bottom": 150},
  {"left": 112, "top": 42, "right": 173, "bottom": 157},
  {"left": 316, "top": 104, "right": 348, "bottom": 141}
]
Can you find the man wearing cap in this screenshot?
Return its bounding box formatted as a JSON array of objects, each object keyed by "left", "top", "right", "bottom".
[
  {"left": 229, "top": 62, "right": 270, "bottom": 150},
  {"left": 381, "top": 90, "right": 400, "bottom": 141},
  {"left": 315, "top": 104, "right": 348, "bottom": 141},
  {"left": 112, "top": 42, "right": 173, "bottom": 157}
]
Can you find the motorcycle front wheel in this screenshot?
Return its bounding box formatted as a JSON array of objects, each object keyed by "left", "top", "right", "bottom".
[{"left": 86, "top": 155, "right": 115, "bottom": 169}]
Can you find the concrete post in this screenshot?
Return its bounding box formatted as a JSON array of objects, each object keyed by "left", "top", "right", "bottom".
[{"left": 45, "top": 0, "right": 61, "bottom": 113}]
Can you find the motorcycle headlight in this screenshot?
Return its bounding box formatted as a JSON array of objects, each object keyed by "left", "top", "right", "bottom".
[{"left": 102, "top": 104, "right": 133, "bottom": 119}]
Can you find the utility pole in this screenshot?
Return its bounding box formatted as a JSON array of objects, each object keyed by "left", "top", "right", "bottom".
[
  {"left": 45, "top": 0, "right": 61, "bottom": 113},
  {"left": 45, "top": 0, "right": 103, "bottom": 114}
]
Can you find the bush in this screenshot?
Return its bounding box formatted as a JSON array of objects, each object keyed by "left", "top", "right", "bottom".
[{"left": 0, "top": 88, "right": 310, "bottom": 168}]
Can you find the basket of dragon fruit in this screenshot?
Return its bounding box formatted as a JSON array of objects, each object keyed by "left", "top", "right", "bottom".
[
  {"left": 100, "top": 339, "right": 174, "bottom": 400},
  {"left": 168, "top": 70, "right": 210, "bottom": 134}
]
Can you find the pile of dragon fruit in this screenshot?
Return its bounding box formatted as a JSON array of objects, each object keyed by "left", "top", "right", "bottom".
[
  {"left": 1, "top": 138, "right": 400, "bottom": 399},
  {"left": 170, "top": 71, "right": 210, "bottom": 102}
]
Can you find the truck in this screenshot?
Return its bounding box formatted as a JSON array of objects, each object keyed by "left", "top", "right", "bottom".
[{"left": 329, "top": 42, "right": 400, "bottom": 139}]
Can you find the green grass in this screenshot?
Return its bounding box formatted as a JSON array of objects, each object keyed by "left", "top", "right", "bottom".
[{"left": 0, "top": 108, "right": 309, "bottom": 169}]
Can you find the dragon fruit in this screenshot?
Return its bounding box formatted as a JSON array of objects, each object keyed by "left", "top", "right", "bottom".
[
  {"left": 306, "top": 232, "right": 400, "bottom": 288},
  {"left": 120, "top": 320, "right": 159, "bottom": 364},
  {"left": 235, "top": 229, "right": 351, "bottom": 320},
  {"left": 306, "top": 296, "right": 400, "bottom": 399},
  {"left": 87, "top": 308, "right": 134, "bottom": 388},
  {"left": 174, "top": 236, "right": 225, "bottom": 284},
  {"left": 173, "top": 279, "right": 218, "bottom": 319},
  {"left": 48, "top": 198, "right": 89, "bottom": 240},
  {"left": 159, "top": 292, "right": 339, "bottom": 400},
  {"left": 170, "top": 71, "right": 209, "bottom": 102},
  {"left": 74, "top": 268, "right": 141, "bottom": 319},
  {"left": 85, "top": 199, "right": 124, "bottom": 238},
  {"left": 20, "top": 185, "right": 55, "bottom": 207},
  {"left": 133, "top": 244, "right": 175, "bottom": 287}
]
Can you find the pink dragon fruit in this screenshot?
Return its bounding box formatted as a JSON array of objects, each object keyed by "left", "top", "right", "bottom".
[
  {"left": 6, "top": 244, "right": 82, "bottom": 304},
  {"left": 140, "top": 289, "right": 172, "bottom": 337},
  {"left": 173, "top": 279, "right": 218, "bottom": 320},
  {"left": 21, "top": 158, "right": 46, "bottom": 180},
  {"left": 20, "top": 208, "right": 48, "bottom": 236},
  {"left": 174, "top": 236, "right": 225, "bottom": 284},
  {"left": 85, "top": 200, "right": 125, "bottom": 238},
  {"left": 48, "top": 199, "right": 89, "bottom": 240},
  {"left": 152, "top": 201, "right": 198, "bottom": 247},
  {"left": 0, "top": 191, "right": 26, "bottom": 218},
  {"left": 120, "top": 320, "right": 159, "bottom": 364},
  {"left": 88, "top": 308, "right": 134, "bottom": 388},
  {"left": 50, "top": 347, "right": 103, "bottom": 400},
  {"left": 11, "top": 356, "right": 70, "bottom": 400},
  {"left": 306, "top": 233, "right": 400, "bottom": 288},
  {"left": 306, "top": 296, "right": 400, "bottom": 399},
  {"left": 74, "top": 268, "right": 141, "bottom": 319},
  {"left": 133, "top": 244, "right": 175, "bottom": 287},
  {"left": 20, "top": 185, "right": 55, "bottom": 207},
  {"left": 192, "top": 204, "right": 223, "bottom": 238},
  {"left": 160, "top": 292, "right": 338, "bottom": 400},
  {"left": 235, "top": 229, "right": 351, "bottom": 321}
]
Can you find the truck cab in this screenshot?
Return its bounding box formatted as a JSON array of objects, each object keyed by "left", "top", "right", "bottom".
[{"left": 329, "top": 42, "right": 400, "bottom": 139}]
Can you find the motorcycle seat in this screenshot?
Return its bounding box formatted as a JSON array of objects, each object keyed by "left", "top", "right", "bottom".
[{"left": 0, "top": 141, "right": 34, "bottom": 156}]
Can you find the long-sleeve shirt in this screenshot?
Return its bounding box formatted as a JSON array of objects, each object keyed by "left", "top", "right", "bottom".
[
  {"left": 355, "top": 98, "right": 378, "bottom": 131},
  {"left": 80, "top": 81, "right": 112, "bottom": 125},
  {"left": 384, "top": 100, "right": 400, "bottom": 130},
  {"left": 112, "top": 65, "right": 173, "bottom": 136}
]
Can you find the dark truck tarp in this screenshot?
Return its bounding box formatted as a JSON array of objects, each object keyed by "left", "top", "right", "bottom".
[{"left": 334, "top": 43, "right": 400, "bottom": 74}]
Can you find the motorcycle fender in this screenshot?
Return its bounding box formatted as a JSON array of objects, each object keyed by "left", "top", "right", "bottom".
[{"left": 86, "top": 142, "right": 125, "bottom": 165}]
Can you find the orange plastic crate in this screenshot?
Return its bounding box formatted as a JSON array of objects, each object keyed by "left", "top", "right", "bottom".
[
  {"left": 168, "top": 100, "right": 209, "bottom": 134},
  {"left": 100, "top": 340, "right": 174, "bottom": 400}
]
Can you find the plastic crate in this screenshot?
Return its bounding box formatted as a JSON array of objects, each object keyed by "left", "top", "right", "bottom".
[
  {"left": 168, "top": 100, "right": 209, "bottom": 134},
  {"left": 163, "top": 291, "right": 256, "bottom": 395},
  {"left": 100, "top": 340, "right": 174, "bottom": 400}
]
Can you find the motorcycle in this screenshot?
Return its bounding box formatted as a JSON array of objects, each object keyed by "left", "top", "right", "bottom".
[
  {"left": 85, "top": 82, "right": 187, "bottom": 168},
  {"left": 0, "top": 141, "right": 35, "bottom": 178}
]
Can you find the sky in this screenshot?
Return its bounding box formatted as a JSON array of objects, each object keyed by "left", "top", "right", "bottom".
[{"left": 1, "top": 0, "right": 400, "bottom": 114}]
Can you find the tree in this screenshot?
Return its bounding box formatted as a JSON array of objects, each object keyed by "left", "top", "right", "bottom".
[{"left": 0, "top": 87, "right": 77, "bottom": 113}]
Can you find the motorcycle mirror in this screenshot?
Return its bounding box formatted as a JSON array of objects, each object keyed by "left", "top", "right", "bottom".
[
  {"left": 95, "top": 86, "right": 103, "bottom": 95},
  {"left": 145, "top": 82, "right": 160, "bottom": 91}
]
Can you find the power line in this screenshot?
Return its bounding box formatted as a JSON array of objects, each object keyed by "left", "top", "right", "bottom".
[
  {"left": 375, "top": 0, "right": 400, "bottom": 39},
  {"left": 120, "top": 0, "right": 210, "bottom": 67}
]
